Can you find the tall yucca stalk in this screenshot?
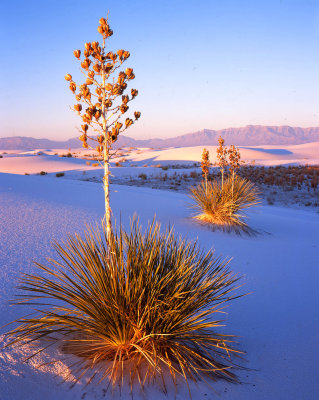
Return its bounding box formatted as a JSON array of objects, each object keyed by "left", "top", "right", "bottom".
[
  {"left": 201, "top": 148, "right": 210, "bottom": 193},
  {"left": 216, "top": 136, "right": 228, "bottom": 189},
  {"left": 5, "top": 219, "right": 243, "bottom": 394},
  {"left": 65, "top": 16, "right": 140, "bottom": 242}
]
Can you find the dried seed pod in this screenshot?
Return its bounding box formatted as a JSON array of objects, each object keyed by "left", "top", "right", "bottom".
[
  {"left": 73, "top": 50, "right": 81, "bottom": 58},
  {"left": 79, "top": 134, "right": 87, "bottom": 141},
  {"left": 123, "top": 51, "right": 130, "bottom": 60},
  {"left": 105, "top": 83, "right": 113, "bottom": 91},
  {"left": 117, "top": 49, "right": 124, "bottom": 59},
  {"left": 81, "top": 124, "right": 88, "bottom": 132},
  {"left": 105, "top": 63, "right": 113, "bottom": 73},
  {"left": 75, "top": 94, "right": 82, "bottom": 101},
  {"left": 112, "top": 84, "right": 121, "bottom": 95},
  {"left": 65, "top": 74, "right": 72, "bottom": 81},
  {"left": 96, "top": 145, "right": 103, "bottom": 153},
  {"left": 105, "top": 99, "right": 112, "bottom": 108},
  {"left": 118, "top": 72, "right": 126, "bottom": 84},
  {"left": 95, "top": 87, "right": 102, "bottom": 95},
  {"left": 122, "top": 95, "right": 129, "bottom": 104},
  {"left": 112, "top": 127, "right": 119, "bottom": 136},
  {"left": 120, "top": 104, "right": 128, "bottom": 114},
  {"left": 128, "top": 73, "right": 135, "bottom": 80},
  {"left": 97, "top": 25, "right": 104, "bottom": 34},
  {"left": 125, "top": 118, "right": 133, "bottom": 127},
  {"left": 95, "top": 102, "right": 101, "bottom": 109},
  {"left": 121, "top": 82, "right": 127, "bottom": 90},
  {"left": 74, "top": 104, "right": 82, "bottom": 112},
  {"left": 88, "top": 71, "right": 95, "bottom": 79},
  {"left": 82, "top": 115, "right": 89, "bottom": 123},
  {"left": 97, "top": 135, "right": 104, "bottom": 144},
  {"left": 85, "top": 113, "right": 92, "bottom": 121},
  {"left": 99, "top": 17, "right": 107, "bottom": 25},
  {"left": 125, "top": 68, "right": 133, "bottom": 77},
  {"left": 86, "top": 78, "right": 93, "bottom": 85},
  {"left": 81, "top": 59, "right": 91, "bottom": 69},
  {"left": 115, "top": 122, "right": 123, "bottom": 130},
  {"left": 131, "top": 88, "right": 138, "bottom": 97},
  {"left": 92, "top": 41, "right": 99, "bottom": 49},
  {"left": 95, "top": 110, "right": 101, "bottom": 119},
  {"left": 134, "top": 111, "right": 141, "bottom": 120},
  {"left": 85, "top": 42, "right": 91, "bottom": 50},
  {"left": 93, "top": 63, "right": 101, "bottom": 73},
  {"left": 69, "top": 82, "right": 76, "bottom": 93},
  {"left": 84, "top": 50, "right": 90, "bottom": 58},
  {"left": 82, "top": 141, "right": 88, "bottom": 149}
]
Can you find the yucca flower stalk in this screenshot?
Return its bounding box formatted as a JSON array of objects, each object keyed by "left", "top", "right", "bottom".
[
  {"left": 228, "top": 144, "right": 241, "bottom": 202},
  {"left": 216, "top": 136, "right": 228, "bottom": 189},
  {"left": 5, "top": 219, "right": 243, "bottom": 395},
  {"left": 201, "top": 148, "right": 210, "bottom": 193},
  {"left": 65, "top": 16, "right": 141, "bottom": 242}
]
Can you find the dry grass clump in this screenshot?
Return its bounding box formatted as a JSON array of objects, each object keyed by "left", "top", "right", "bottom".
[
  {"left": 5, "top": 219, "right": 242, "bottom": 394},
  {"left": 190, "top": 175, "right": 260, "bottom": 233}
]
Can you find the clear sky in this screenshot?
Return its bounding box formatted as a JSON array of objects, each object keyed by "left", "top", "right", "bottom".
[{"left": 1, "top": 0, "right": 319, "bottom": 140}]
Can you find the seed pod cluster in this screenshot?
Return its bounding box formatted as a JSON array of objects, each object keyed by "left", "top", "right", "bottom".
[
  {"left": 97, "top": 18, "right": 113, "bottom": 38},
  {"left": 65, "top": 15, "right": 140, "bottom": 155}
]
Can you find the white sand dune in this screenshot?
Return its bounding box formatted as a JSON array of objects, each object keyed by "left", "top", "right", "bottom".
[
  {"left": 124, "top": 142, "right": 319, "bottom": 166},
  {"left": 0, "top": 154, "right": 94, "bottom": 175},
  {"left": 0, "top": 142, "right": 318, "bottom": 176}
]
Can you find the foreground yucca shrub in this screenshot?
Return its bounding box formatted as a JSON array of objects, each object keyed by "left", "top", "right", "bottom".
[
  {"left": 190, "top": 175, "right": 260, "bottom": 233},
  {"left": 5, "top": 219, "right": 242, "bottom": 394}
]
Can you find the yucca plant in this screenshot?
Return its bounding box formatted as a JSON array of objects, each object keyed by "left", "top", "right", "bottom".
[
  {"left": 190, "top": 175, "right": 260, "bottom": 233},
  {"left": 65, "top": 15, "right": 140, "bottom": 242},
  {"left": 5, "top": 219, "right": 243, "bottom": 395}
]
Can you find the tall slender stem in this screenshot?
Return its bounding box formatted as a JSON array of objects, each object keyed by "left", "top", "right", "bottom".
[{"left": 101, "top": 37, "right": 112, "bottom": 243}]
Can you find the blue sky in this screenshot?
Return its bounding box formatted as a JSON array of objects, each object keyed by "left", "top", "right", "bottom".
[{"left": 1, "top": 0, "right": 319, "bottom": 140}]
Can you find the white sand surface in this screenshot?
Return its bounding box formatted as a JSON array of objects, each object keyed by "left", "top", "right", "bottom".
[{"left": 0, "top": 173, "right": 318, "bottom": 399}]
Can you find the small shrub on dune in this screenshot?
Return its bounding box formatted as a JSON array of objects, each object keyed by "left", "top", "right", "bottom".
[
  {"left": 190, "top": 140, "right": 260, "bottom": 233},
  {"left": 5, "top": 219, "right": 243, "bottom": 393},
  {"left": 190, "top": 173, "right": 260, "bottom": 234}
]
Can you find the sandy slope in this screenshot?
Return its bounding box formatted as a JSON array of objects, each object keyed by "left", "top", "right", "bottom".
[{"left": 0, "top": 173, "right": 318, "bottom": 399}]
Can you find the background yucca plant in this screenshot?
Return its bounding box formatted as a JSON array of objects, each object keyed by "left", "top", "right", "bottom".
[
  {"left": 5, "top": 219, "right": 243, "bottom": 394},
  {"left": 190, "top": 175, "right": 260, "bottom": 233}
]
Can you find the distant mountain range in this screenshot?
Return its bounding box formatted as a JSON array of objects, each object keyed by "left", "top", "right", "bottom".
[{"left": 1, "top": 126, "right": 319, "bottom": 150}]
